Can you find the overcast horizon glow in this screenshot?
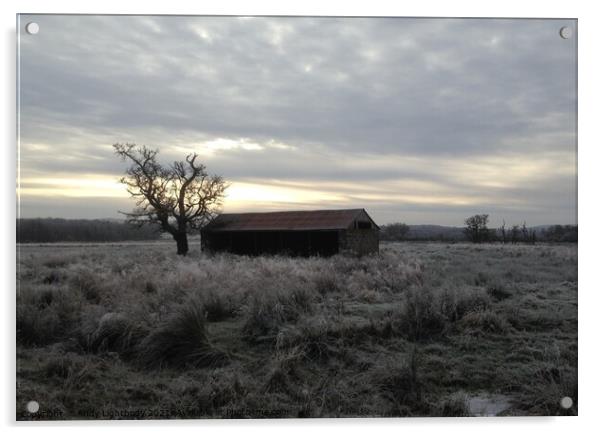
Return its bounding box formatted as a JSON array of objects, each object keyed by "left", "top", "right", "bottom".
[{"left": 17, "top": 15, "right": 577, "bottom": 226}]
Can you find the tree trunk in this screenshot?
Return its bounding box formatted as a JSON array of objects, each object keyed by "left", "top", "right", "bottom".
[{"left": 174, "top": 232, "right": 189, "bottom": 256}]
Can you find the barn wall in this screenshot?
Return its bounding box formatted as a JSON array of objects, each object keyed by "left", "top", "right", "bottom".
[{"left": 339, "top": 228, "right": 379, "bottom": 255}]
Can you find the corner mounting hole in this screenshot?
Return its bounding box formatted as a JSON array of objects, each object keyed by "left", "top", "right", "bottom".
[
  {"left": 26, "top": 400, "right": 39, "bottom": 413},
  {"left": 25, "top": 22, "right": 39, "bottom": 35},
  {"left": 559, "top": 26, "right": 572, "bottom": 39},
  {"left": 560, "top": 396, "right": 573, "bottom": 409}
]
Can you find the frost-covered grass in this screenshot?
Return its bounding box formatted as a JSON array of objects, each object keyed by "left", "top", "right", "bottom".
[{"left": 16, "top": 241, "right": 577, "bottom": 419}]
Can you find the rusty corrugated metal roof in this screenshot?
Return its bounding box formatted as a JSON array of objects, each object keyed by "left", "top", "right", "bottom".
[{"left": 202, "top": 209, "right": 370, "bottom": 231}]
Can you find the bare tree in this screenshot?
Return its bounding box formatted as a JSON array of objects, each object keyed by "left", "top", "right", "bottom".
[
  {"left": 464, "top": 214, "right": 490, "bottom": 243},
  {"left": 521, "top": 221, "right": 529, "bottom": 243},
  {"left": 528, "top": 228, "right": 537, "bottom": 245},
  {"left": 114, "top": 143, "right": 228, "bottom": 255},
  {"left": 499, "top": 220, "right": 507, "bottom": 244},
  {"left": 510, "top": 225, "right": 520, "bottom": 244}
]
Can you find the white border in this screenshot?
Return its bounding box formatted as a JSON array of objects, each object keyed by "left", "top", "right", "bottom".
[{"left": 3, "top": 1, "right": 601, "bottom": 435}]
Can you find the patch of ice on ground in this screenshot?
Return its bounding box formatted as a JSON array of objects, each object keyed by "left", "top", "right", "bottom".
[{"left": 467, "top": 394, "right": 512, "bottom": 416}]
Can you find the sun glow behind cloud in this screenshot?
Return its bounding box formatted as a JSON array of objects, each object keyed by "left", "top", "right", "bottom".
[
  {"left": 225, "top": 182, "right": 346, "bottom": 209},
  {"left": 172, "top": 138, "right": 295, "bottom": 157},
  {"left": 19, "top": 176, "right": 126, "bottom": 198},
  {"left": 16, "top": 144, "right": 576, "bottom": 224}
]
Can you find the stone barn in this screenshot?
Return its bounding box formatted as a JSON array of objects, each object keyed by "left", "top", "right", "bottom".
[{"left": 201, "top": 208, "right": 379, "bottom": 256}]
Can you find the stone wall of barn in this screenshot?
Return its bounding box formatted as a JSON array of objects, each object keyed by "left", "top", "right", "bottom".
[{"left": 339, "top": 228, "right": 379, "bottom": 255}]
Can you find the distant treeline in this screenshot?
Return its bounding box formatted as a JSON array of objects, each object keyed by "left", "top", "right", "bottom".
[
  {"left": 539, "top": 225, "right": 578, "bottom": 243},
  {"left": 380, "top": 222, "right": 578, "bottom": 243},
  {"left": 380, "top": 223, "right": 466, "bottom": 242},
  {"left": 17, "top": 218, "right": 161, "bottom": 243}
]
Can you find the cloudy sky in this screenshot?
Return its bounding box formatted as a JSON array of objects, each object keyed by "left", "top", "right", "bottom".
[{"left": 17, "top": 15, "right": 576, "bottom": 226}]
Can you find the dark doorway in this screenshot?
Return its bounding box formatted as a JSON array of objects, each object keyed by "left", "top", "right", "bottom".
[{"left": 203, "top": 230, "right": 339, "bottom": 257}]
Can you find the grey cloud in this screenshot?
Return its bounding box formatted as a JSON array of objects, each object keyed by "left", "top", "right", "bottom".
[
  {"left": 18, "top": 15, "right": 577, "bottom": 224},
  {"left": 20, "top": 16, "right": 576, "bottom": 153}
]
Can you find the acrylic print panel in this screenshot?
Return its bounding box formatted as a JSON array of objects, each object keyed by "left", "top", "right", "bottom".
[{"left": 16, "top": 15, "right": 577, "bottom": 420}]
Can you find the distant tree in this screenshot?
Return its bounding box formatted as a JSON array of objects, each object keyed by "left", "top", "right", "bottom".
[
  {"left": 560, "top": 226, "right": 578, "bottom": 243},
  {"left": 114, "top": 143, "right": 228, "bottom": 255},
  {"left": 510, "top": 224, "right": 521, "bottom": 244},
  {"left": 464, "top": 214, "right": 490, "bottom": 243},
  {"left": 380, "top": 223, "right": 410, "bottom": 241},
  {"left": 499, "top": 220, "right": 507, "bottom": 244},
  {"left": 486, "top": 228, "right": 498, "bottom": 242},
  {"left": 518, "top": 221, "right": 537, "bottom": 245},
  {"left": 543, "top": 225, "right": 578, "bottom": 243},
  {"left": 528, "top": 228, "right": 537, "bottom": 244},
  {"left": 521, "top": 222, "right": 529, "bottom": 243}
]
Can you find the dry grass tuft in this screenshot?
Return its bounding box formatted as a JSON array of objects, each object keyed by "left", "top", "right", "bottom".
[
  {"left": 17, "top": 286, "right": 81, "bottom": 346},
  {"left": 373, "top": 350, "right": 428, "bottom": 416},
  {"left": 202, "top": 291, "right": 237, "bottom": 322},
  {"left": 396, "top": 287, "right": 447, "bottom": 341},
  {"left": 69, "top": 268, "right": 102, "bottom": 302},
  {"left": 87, "top": 312, "right": 148, "bottom": 358},
  {"left": 242, "top": 286, "right": 314, "bottom": 342},
  {"left": 138, "top": 300, "right": 229, "bottom": 369},
  {"left": 458, "top": 309, "right": 510, "bottom": 335}
]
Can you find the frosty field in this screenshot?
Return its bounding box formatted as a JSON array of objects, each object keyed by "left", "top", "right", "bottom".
[{"left": 16, "top": 241, "right": 577, "bottom": 419}]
